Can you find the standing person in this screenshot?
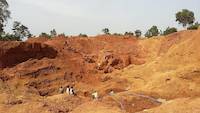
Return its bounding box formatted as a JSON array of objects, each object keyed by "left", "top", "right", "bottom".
[
  {"left": 66, "top": 86, "right": 70, "bottom": 95},
  {"left": 109, "top": 90, "right": 114, "bottom": 96},
  {"left": 69, "top": 86, "right": 74, "bottom": 96},
  {"left": 92, "top": 91, "right": 98, "bottom": 100},
  {"left": 58, "top": 86, "right": 64, "bottom": 94}
]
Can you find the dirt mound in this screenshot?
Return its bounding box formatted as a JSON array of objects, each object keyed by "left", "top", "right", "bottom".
[{"left": 0, "top": 30, "right": 200, "bottom": 113}]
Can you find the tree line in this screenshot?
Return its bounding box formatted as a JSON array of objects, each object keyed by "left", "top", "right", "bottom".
[
  {"left": 102, "top": 9, "right": 199, "bottom": 38},
  {"left": 0, "top": 0, "right": 199, "bottom": 41}
]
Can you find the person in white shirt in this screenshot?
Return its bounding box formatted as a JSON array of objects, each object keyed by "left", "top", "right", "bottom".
[
  {"left": 69, "top": 86, "right": 75, "bottom": 96},
  {"left": 109, "top": 90, "right": 114, "bottom": 96},
  {"left": 66, "top": 86, "right": 70, "bottom": 95},
  {"left": 58, "top": 86, "right": 64, "bottom": 94},
  {"left": 92, "top": 91, "right": 98, "bottom": 100}
]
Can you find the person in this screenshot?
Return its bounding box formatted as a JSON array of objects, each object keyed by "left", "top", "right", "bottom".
[
  {"left": 58, "top": 86, "right": 64, "bottom": 94},
  {"left": 69, "top": 86, "right": 75, "bottom": 96},
  {"left": 92, "top": 91, "right": 98, "bottom": 100},
  {"left": 66, "top": 86, "right": 70, "bottom": 95},
  {"left": 109, "top": 90, "right": 114, "bottom": 96}
]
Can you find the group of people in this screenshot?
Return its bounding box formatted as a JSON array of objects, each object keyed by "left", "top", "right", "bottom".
[
  {"left": 91, "top": 90, "right": 115, "bottom": 100},
  {"left": 58, "top": 86, "right": 75, "bottom": 96},
  {"left": 59, "top": 86, "right": 115, "bottom": 100}
]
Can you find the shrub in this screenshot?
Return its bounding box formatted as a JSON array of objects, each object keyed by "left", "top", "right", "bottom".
[
  {"left": 39, "top": 32, "right": 51, "bottom": 38},
  {"left": 163, "top": 27, "right": 177, "bottom": 35},
  {"left": 124, "top": 31, "right": 134, "bottom": 36},
  {"left": 0, "top": 33, "right": 21, "bottom": 41},
  {"left": 145, "top": 26, "right": 159, "bottom": 38},
  {"left": 187, "top": 22, "right": 200, "bottom": 30},
  {"left": 79, "top": 33, "right": 88, "bottom": 37}
]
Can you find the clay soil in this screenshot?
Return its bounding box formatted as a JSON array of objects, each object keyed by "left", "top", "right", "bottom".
[{"left": 0, "top": 30, "right": 200, "bottom": 113}]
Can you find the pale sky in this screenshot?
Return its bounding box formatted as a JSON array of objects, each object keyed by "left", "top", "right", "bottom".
[{"left": 5, "top": 0, "right": 200, "bottom": 36}]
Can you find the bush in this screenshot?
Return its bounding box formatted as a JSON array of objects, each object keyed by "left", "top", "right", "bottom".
[
  {"left": 163, "top": 27, "right": 177, "bottom": 35},
  {"left": 0, "top": 33, "right": 21, "bottom": 41},
  {"left": 145, "top": 26, "right": 159, "bottom": 38},
  {"left": 124, "top": 32, "right": 134, "bottom": 36},
  {"left": 39, "top": 32, "right": 51, "bottom": 38},
  {"left": 79, "top": 33, "right": 88, "bottom": 37},
  {"left": 187, "top": 22, "right": 200, "bottom": 30}
]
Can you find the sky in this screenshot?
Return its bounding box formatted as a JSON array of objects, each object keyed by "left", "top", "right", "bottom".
[{"left": 5, "top": 0, "right": 200, "bottom": 36}]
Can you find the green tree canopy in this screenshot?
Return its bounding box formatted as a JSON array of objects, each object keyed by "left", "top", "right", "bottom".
[
  {"left": 176, "top": 9, "right": 195, "bottom": 27},
  {"left": 0, "top": 0, "right": 11, "bottom": 33},
  {"left": 145, "top": 26, "right": 159, "bottom": 38},
  {"left": 187, "top": 22, "right": 200, "bottom": 30},
  {"left": 102, "top": 28, "right": 110, "bottom": 34},
  {"left": 163, "top": 27, "right": 177, "bottom": 36},
  {"left": 12, "top": 21, "right": 32, "bottom": 40},
  {"left": 39, "top": 32, "right": 51, "bottom": 38}
]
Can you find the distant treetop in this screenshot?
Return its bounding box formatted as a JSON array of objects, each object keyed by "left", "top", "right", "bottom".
[{"left": 176, "top": 9, "right": 195, "bottom": 27}]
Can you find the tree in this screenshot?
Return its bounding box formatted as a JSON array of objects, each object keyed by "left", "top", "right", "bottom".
[
  {"left": 176, "top": 9, "right": 195, "bottom": 27},
  {"left": 0, "top": 0, "right": 11, "bottom": 33},
  {"left": 0, "top": 33, "right": 21, "bottom": 41},
  {"left": 163, "top": 27, "right": 177, "bottom": 36},
  {"left": 12, "top": 21, "right": 32, "bottom": 40},
  {"left": 39, "top": 32, "right": 51, "bottom": 38},
  {"left": 102, "top": 28, "right": 110, "bottom": 34},
  {"left": 79, "top": 33, "right": 88, "bottom": 37},
  {"left": 50, "top": 29, "right": 57, "bottom": 37},
  {"left": 124, "top": 31, "right": 134, "bottom": 36},
  {"left": 187, "top": 22, "right": 200, "bottom": 30},
  {"left": 145, "top": 26, "right": 159, "bottom": 38},
  {"left": 135, "top": 30, "right": 142, "bottom": 37}
]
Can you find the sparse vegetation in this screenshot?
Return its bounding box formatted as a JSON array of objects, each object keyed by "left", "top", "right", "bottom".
[
  {"left": 39, "top": 32, "right": 51, "bottom": 38},
  {"left": 0, "top": 33, "right": 21, "bottom": 41},
  {"left": 145, "top": 26, "right": 160, "bottom": 38},
  {"left": 176, "top": 9, "right": 195, "bottom": 27},
  {"left": 124, "top": 31, "right": 134, "bottom": 36},
  {"left": 187, "top": 22, "right": 200, "bottom": 30},
  {"left": 79, "top": 33, "right": 88, "bottom": 37},
  {"left": 163, "top": 27, "right": 177, "bottom": 35}
]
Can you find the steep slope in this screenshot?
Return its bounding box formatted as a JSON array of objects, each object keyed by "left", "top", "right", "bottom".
[{"left": 114, "top": 30, "right": 200, "bottom": 99}]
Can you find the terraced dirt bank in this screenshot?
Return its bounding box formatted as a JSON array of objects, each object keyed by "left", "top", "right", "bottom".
[{"left": 0, "top": 30, "right": 200, "bottom": 113}]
